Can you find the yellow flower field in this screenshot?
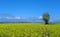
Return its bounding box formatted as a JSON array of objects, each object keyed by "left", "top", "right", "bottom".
[{"left": 0, "top": 23, "right": 60, "bottom": 37}]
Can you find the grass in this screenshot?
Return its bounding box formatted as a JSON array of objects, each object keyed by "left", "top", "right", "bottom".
[{"left": 0, "top": 23, "right": 60, "bottom": 37}]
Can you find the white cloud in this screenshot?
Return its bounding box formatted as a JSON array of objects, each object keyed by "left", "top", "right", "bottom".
[
  {"left": 38, "top": 16, "right": 43, "bottom": 19},
  {"left": 5, "top": 16, "right": 21, "bottom": 19},
  {"left": 6, "top": 17, "right": 10, "bottom": 19},
  {"left": 15, "top": 17, "right": 21, "bottom": 19},
  {"left": 5, "top": 17, "right": 13, "bottom": 19}
]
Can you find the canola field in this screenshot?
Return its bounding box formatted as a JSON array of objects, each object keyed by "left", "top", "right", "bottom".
[{"left": 0, "top": 23, "right": 60, "bottom": 37}]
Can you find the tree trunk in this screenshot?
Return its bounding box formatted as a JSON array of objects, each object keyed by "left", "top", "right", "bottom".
[{"left": 45, "top": 20, "right": 48, "bottom": 24}]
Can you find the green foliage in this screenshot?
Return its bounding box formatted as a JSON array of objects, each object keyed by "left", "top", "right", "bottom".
[
  {"left": 0, "top": 23, "right": 60, "bottom": 37},
  {"left": 43, "top": 13, "right": 50, "bottom": 20}
]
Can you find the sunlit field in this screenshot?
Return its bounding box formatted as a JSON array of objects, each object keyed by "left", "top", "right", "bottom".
[{"left": 0, "top": 23, "right": 60, "bottom": 37}]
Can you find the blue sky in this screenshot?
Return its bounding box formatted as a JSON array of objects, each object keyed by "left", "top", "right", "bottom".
[{"left": 0, "top": 0, "right": 60, "bottom": 22}]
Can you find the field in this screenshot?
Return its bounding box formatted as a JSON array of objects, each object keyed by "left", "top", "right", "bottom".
[{"left": 0, "top": 23, "right": 60, "bottom": 37}]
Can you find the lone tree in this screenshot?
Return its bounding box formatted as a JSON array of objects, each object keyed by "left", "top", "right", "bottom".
[{"left": 42, "top": 13, "right": 50, "bottom": 24}]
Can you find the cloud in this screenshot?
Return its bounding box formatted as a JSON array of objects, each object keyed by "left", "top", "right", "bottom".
[
  {"left": 15, "top": 17, "right": 21, "bottom": 19},
  {"left": 38, "top": 16, "right": 43, "bottom": 19},
  {"left": 5, "top": 17, "right": 10, "bottom": 19},
  {"left": 5, "top": 16, "right": 21, "bottom": 20}
]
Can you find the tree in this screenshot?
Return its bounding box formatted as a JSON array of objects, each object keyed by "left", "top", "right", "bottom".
[{"left": 42, "top": 13, "right": 50, "bottom": 24}]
